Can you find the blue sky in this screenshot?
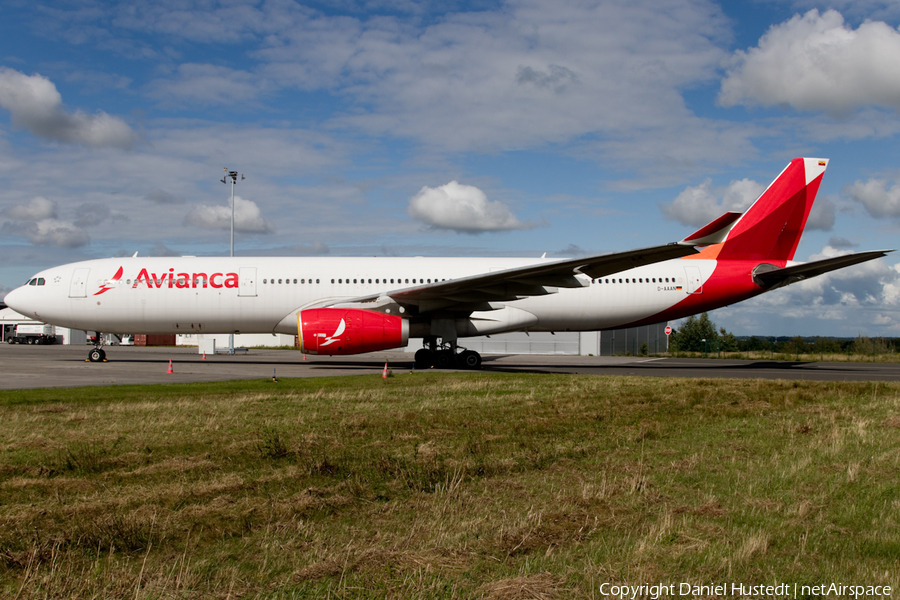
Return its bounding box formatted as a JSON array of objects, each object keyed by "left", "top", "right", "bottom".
[{"left": 3, "top": 0, "right": 900, "bottom": 337}]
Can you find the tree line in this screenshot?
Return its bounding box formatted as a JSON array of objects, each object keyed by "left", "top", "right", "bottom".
[{"left": 669, "top": 313, "right": 897, "bottom": 356}]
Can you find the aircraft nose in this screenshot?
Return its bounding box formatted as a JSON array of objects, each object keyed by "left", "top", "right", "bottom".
[{"left": 4, "top": 286, "right": 25, "bottom": 313}]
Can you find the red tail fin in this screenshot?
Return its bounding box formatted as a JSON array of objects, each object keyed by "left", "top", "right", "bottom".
[{"left": 717, "top": 158, "right": 827, "bottom": 262}]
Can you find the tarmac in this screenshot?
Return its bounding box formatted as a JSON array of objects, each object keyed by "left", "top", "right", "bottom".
[{"left": 3, "top": 344, "right": 900, "bottom": 390}]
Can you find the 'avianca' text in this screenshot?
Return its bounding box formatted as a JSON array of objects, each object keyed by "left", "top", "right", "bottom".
[{"left": 131, "top": 268, "right": 239, "bottom": 289}]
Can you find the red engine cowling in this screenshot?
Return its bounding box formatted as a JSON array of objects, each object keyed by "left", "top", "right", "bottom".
[{"left": 298, "top": 308, "right": 409, "bottom": 355}]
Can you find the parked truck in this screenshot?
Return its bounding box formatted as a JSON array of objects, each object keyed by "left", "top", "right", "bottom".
[{"left": 7, "top": 323, "right": 57, "bottom": 345}]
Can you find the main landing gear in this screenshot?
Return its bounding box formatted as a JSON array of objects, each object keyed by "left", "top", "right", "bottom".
[
  {"left": 414, "top": 340, "right": 482, "bottom": 370},
  {"left": 87, "top": 332, "right": 106, "bottom": 362}
]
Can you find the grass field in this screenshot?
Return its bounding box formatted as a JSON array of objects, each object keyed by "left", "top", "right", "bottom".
[
  {"left": 670, "top": 350, "right": 900, "bottom": 363},
  {"left": 1, "top": 373, "right": 899, "bottom": 599}
]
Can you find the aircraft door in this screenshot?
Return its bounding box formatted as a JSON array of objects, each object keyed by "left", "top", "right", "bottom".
[
  {"left": 684, "top": 266, "right": 703, "bottom": 294},
  {"left": 69, "top": 268, "right": 90, "bottom": 298},
  {"left": 238, "top": 267, "right": 257, "bottom": 297}
]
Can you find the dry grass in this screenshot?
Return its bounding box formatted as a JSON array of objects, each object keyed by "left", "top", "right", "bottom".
[{"left": 1, "top": 374, "right": 899, "bottom": 598}]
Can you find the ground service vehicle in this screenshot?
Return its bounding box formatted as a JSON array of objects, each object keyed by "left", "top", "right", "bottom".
[{"left": 7, "top": 323, "right": 57, "bottom": 345}]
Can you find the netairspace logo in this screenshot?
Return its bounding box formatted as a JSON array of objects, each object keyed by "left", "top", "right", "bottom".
[{"left": 597, "top": 582, "right": 893, "bottom": 599}]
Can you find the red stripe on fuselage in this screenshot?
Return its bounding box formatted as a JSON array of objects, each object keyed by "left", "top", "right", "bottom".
[{"left": 617, "top": 259, "right": 784, "bottom": 328}]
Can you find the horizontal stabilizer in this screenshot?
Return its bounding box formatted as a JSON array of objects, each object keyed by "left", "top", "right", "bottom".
[
  {"left": 680, "top": 212, "right": 742, "bottom": 246},
  {"left": 753, "top": 250, "right": 894, "bottom": 288}
]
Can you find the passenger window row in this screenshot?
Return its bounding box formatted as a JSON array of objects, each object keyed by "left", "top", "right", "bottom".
[
  {"left": 593, "top": 277, "right": 677, "bottom": 284},
  {"left": 261, "top": 278, "right": 447, "bottom": 285},
  {"left": 262, "top": 278, "right": 320, "bottom": 284}
]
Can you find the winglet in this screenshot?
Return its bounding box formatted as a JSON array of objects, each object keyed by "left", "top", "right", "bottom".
[{"left": 680, "top": 212, "right": 742, "bottom": 246}]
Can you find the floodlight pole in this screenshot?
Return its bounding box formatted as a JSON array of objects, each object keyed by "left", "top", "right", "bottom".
[
  {"left": 230, "top": 177, "right": 234, "bottom": 258},
  {"left": 222, "top": 168, "right": 243, "bottom": 355}
]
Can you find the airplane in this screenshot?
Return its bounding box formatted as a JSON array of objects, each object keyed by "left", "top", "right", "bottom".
[{"left": 3, "top": 158, "right": 892, "bottom": 367}]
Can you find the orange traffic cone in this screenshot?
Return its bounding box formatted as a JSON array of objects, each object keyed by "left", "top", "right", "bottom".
[
  {"left": 302, "top": 354, "right": 306, "bottom": 361},
  {"left": 382, "top": 362, "right": 388, "bottom": 379},
  {"left": 167, "top": 359, "right": 173, "bottom": 374},
  {"left": 202, "top": 351, "right": 206, "bottom": 360}
]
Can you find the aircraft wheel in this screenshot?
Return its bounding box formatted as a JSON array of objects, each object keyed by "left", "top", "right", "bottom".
[
  {"left": 414, "top": 349, "right": 434, "bottom": 369},
  {"left": 88, "top": 348, "right": 104, "bottom": 362},
  {"left": 434, "top": 351, "right": 454, "bottom": 369},
  {"left": 460, "top": 350, "right": 482, "bottom": 369}
]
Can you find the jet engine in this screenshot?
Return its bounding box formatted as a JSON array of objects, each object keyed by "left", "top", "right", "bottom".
[{"left": 298, "top": 308, "right": 409, "bottom": 355}]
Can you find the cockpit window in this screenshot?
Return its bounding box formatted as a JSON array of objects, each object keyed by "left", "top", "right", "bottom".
[
  {"left": 37, "top": 278, "right": 45, "bottom": 286},
  {"left": 28, "top": 278, "right": 37, "bottom": 286}
]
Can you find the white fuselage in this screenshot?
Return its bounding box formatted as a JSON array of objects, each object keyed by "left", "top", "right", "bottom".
[{"left": 5, "top": 255, "right": 721, "bottom": 336}]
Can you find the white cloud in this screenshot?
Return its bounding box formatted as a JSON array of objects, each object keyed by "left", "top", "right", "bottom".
[
  {"left": 780, "top": 245, "right": 895, "bottom": 306},
  {"left": 829, "top": 236, "right": 858, "bottom": 249},
  {"left": 844, "top": 178, "right": 900, "bottom": 217},
  {"left": 2, "top": 196, "right": 91, "bottom": 248},
  {"left": 789, "top": 1, "right": 900, "bottom": 22},
  {"left": 661, "top": 176, "right": 834, "bottom": 231},
  {"left": 73, "top": 203, "right": 110, "bottom": 228},
  {"left": 0, "top": 67, "right": 136, "bottom": 148},
  {"left": 408, "top": 181, "right": 531, "bottom": 233},
  {"left": 147, "top": 64, "right": 267, "bottom": 107},
  {"left": 714, "top": 245, "right": 900, "bottom": 335},
  {"left": 24, "top": 219, "right": 91, "bottom": 248},
  {"left": 805, "top": 195, "right": 835, "bottom": 231},
  {"left": 184, "top": 195, "right": 274, "bottom": 234},
  {"left": 293, "top": 241, "right": 329, "bottom": 256},
  {"left": 3, "top": 196, "right": 58, "bottom": 221},
  {"left": 26, "top": 1, "right": 752, "bottom": 176},
  {"left": 148, "top": 242, "right": 180, "bottom": 257},
  {"left": 0, "top": 121, "right": 366, "bottom": 264},
  {"left": 103, "top": 1, "right": 296, "bottom": 44},
  {"left": 720, "top": 9, "right": 900, "bottom": 114},
  {"left": 241, "top": 241, "right": 331, "bottom": 256},
  {"left": 253, "top": 0, "right": 735, "bottom": 166},
  {"left": 145, "top": 190, "right": 184, "bottom": 205},
  {"left": 660, "top": 178, "right": 764, "bottom": 227},
  {"left": 796, "top": 108, "right": 900, "bottom": 142},
  {"left": 552, "top": 244, "right": 587, "bottom": 257}
]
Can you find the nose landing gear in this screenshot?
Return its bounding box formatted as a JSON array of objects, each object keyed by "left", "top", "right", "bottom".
[{"left": 87, "top": 332, "right": 107, "bottom": 362}]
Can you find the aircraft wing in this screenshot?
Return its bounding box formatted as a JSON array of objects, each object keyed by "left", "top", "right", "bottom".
[
  {"left": 329, "top": 242, "right": 700, "bottom": 314},
  {"left": 753, "top": 250, "right": 894, "bottom": 289}
]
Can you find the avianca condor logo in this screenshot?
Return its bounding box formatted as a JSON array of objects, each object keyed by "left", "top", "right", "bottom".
[
  {"left": 94, "top": 267, "right": 240, "bottom": 294},
  {"left": 318, "top": 318, "right": 345, "bottom": 348},
  {"left": 93, "top": 266, "right": 124, "bottom": 295}
]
